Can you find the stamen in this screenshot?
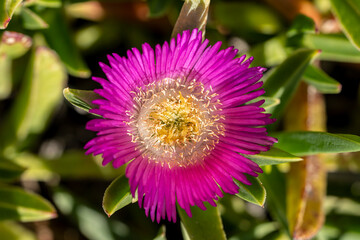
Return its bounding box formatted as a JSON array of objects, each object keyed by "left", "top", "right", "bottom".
[{"left": 126, "top": 78, "right": 224, "bottom": 166}]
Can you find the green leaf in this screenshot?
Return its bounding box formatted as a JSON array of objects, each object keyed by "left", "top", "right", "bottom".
[
  {"left": 153, "top": 225, "right": 167, "bottom": 240},
  {"left": 42, "top": 9, "right": 91, "bottom": 78},
  {"left": 260, "top": 166, "right": 290, "bottom": 236},
  {"left": 244, "top": 147, "right": 302, "bottom": 166},
  {"left": 63, "top": 87, "right": 100, "bottom": 114},
  {"left": 178, "top": 203, "right": 226, "bottom": 240},
  {"left": 171, "top": 0, "right": 210, "bottom": 39},
  {"left": 234, "top": 176, "right": 266, "bottom": 207},
  {"left": 248, "top": 96, "right": 280, "bottom": 111},
  {"left": 0, "top": 46, "right": 66, "bottom": 150},
  {"left": 103, "top": 175, "right": 135, "bottom": 217},
  {"left": 148, "top": 0, "right": 174, "bottom": 17},
  {"left": 0, "top": 159, "right": 25, "bottom": 181},
  {"left": 302, "top": 34, "right": 360, "bottom": 63},
  {"left": 0, "top": 0, "right": 22, "bottom": 29},
  {"left": 13, "top": 151, "right": 124, "bottom": 181},
  {"left": 0, "top": 54, "right": 11, "bottom": 99},
  {"left": 303, "top": 64, "right": 342, "bottom": 94},
  {"left": 213, "top": 2, "right": 283, "bottom": 41},
  {"left": 0, "top": 185, "right": 57, "bottom": 222},
  {"left": 273, "top": 132, "right": 360, "bottom": 156},
  {"left": 330, "top": 0, "right": 360, "bottom": 50},
  {"left": 263, "top": 48, "right": 319, "bottom": 120},
  {"left": 21, "top": 8, "right": 49, "bottom": 30},
  {"left": 0, "top": 221, "right": 37, "bottom": 240},
  {"left": 0, "top": 31, "right": 32, "bottom": 59},
  {"left": 248, "top": 35, "right": 287, "bottom": 67},
  {"left": 25, "top": 0, "right": 61, "bottom": 8},
  {"left": 287, "top": 14, "right": 316, "bottom": 37}
]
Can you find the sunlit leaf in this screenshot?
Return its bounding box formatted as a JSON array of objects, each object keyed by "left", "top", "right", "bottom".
[
  {"left": 248, "top": 96, "right": 280, "bottom": 111},
  {"left": 63, "top": 87, "right": 100, "bottom": 114},
  {"left": 178, "top": 203, "right": 226, "bottom": 240},
  {"left": 0, "top": 185, "right": 57, "bottom": 222},
  {"left": 21, "top": 8, "right": 49, "bottom": 30},
  {"left": 0, "top": 0, "right": 22, "bottom": 29},
  {"left": 0, "top": 221, "right": 37, "bottom": 240},
  {"left": 302, "top": 34, "right": 360, "bottom": 63},
  {"left": 287, "top": 157, "right": 326, "bottom": 240},
  {"left": 245, "top": 147, "right": 302, "bottom": 166},
  {"left": 234, "top": 176, "right": 266, "bottom": 207},
  {"left": 103, "top": 175, "right": 135, "bottom": 217},
  {"left": 263, "top": 48, "right": 319, "bottom": 120},
  {"left": 330, "top": 0, "right": 360, "bottom": 50},
  {"left": 274, "top": 132, "right": 360, "bottom": 156},
  {"left": 42, "top": 9, "right": 91, "bottom": 78},
  {"left": 171, "top": 0, "right": 210, "bottom": 39},
  {"left": 0, "top": 54, "right": 11, "bottom": 99},
  {"left": 25, "top": 0, "right": 61, "bottom": 8},
  {"left": 0, "top": 31, "right": 32, "bottom": 59},
  {"left": 0, "top": 46, "right": 66, "bottom": 151},
  {"left": 0, "top": 159, "right": 25, "bottom": 181},
  {"left": 303, "top": 65, "right": 342, "bottom": 94}
]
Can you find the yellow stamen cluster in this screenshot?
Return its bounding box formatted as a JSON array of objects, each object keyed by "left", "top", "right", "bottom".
[
  {"left": 126, "top": 78, "right": 224, "bottom": 166},
  {"left": 149, "top": 92, "right": 200, "bottom": 146}
]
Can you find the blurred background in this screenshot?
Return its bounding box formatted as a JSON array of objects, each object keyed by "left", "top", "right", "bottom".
[{"left": 0, "top": 0, "right": 359, "bottom": 239}]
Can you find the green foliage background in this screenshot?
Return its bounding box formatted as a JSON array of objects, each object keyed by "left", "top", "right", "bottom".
[{"left": 0, "top": 0, "right": 360, "bottom": 239}]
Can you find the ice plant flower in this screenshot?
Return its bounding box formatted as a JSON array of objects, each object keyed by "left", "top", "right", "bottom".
[{"left": 85, "top": 29, "right": 277, "bottom": 223}]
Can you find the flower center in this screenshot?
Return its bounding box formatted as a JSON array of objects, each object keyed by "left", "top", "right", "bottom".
[
  {"left": 148, "top": 92, "right": 200, "bottom": 146},
  {"left": 127, "top": 78, "right": 224, "bottom": 166}
]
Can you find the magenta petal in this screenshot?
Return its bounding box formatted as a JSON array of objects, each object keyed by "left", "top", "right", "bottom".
[{"left": 84, "top": 29, "right": 276, "bottom": 222}]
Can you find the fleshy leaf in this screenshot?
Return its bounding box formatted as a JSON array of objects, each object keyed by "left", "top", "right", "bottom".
[
  {"left": 42, "top": 9, "right": 91, "bottom": 78},
  {"left": 0, "top": 46, "right": 66, "bottom": 149},
  {"left": 0, "top": 159, "right": 25, "bottom": 181},
  {"left": 287, "top": 157, "right": 326, "bottom": 240},
  {"left": 0, "top": 185, "right": 57, "bottom": 222},
  {"left": 21, "top": 8, "right": 49, "bottom": 30},
  {"left": 178, "top": 203, "right": 226, "bottom": 240},
  {"left": 0, "top": 31, "right": 32, "bottom": 59},
  {"left": 287, "top": 14, "right": 316, "bottom": 37},
  {"left": 0, "top": 54, "right": 11, "bottom": 99},
  {"left": 273, "top": 132, "right": 360, "bottom": 156},
  {"left": 25, "top": 0, "right": 61, "bottom": 8},
  {"left": 248, "top": 96, "right": 280, "bottom": 111},
  {"left": 244, "top": 147, "right": 302, "bottom": 166},
  {"left": 103, "top": 175, "right": 135, "bottom": 217},
  {"left": 303, "top": 64, "right": 342, "bottom": 94},
  {"left": 63, "top": 88, "right": 100, "bottom": 114},
  {"left": 234, "top": 176, "right": 266, "bottom": 207},
  {"left": 0, "top": 221, "right": 37, "bottom": 240},
  {"left": 330, "top": 0, "right": 360, "bottom": 50},
  {"left": 263, "top": 48, "right": 319, "bottom": 120},
  {"left": 171, "top": 0, "right": 210, "bottom": 39},
  {"left": 0, "top": 0, "right": 22, "bottom": 29},
  {"left": 302, "top": 34, "right": 360, "bottom": 63}
]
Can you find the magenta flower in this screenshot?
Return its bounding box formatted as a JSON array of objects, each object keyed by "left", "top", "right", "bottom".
[{"left": 85, "top": 29, "right": 276, "bottom": 223}]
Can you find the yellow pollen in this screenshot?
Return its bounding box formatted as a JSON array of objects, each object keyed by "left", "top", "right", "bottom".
[{"left": 148, "top": 92, "right": 201, "bottom": 146}]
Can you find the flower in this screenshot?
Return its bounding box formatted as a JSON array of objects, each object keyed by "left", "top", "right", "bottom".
[{"left": 85, "top": 29, "right": 277, "bottom": 223}]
